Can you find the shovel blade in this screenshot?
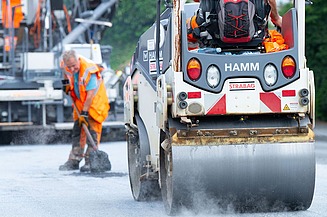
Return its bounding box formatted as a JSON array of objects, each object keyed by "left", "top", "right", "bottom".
[{"left": 89, "top": 150, "right": 111, "bottom": 173}]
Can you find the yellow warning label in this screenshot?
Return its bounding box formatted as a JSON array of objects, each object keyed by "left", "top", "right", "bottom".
[{"left": 283, "top": 104, "right": 290, "bottom": 111}]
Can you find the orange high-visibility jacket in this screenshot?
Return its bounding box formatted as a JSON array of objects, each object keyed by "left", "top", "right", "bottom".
[
  {"left": 2, "top": 0, "right": 24, "bottom": 28},
  {"left": 63, "top": 56, "right": 110, "bottom": 123}
]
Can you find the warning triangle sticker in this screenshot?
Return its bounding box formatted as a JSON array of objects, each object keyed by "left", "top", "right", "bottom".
[{"left": 283, "top": 104, "right": 290, "bottom": 111}]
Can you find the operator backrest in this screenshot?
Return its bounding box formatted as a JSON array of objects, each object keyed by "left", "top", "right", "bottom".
[
  {"left": 198, "top": 0, "right": 270, "bottom": 47},
  {"left": 218, "top": 0, "right": 255, "bottom": 43}
]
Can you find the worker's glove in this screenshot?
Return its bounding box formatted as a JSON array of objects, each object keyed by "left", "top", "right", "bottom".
[
  {"left": 61, "top": 79, "right": 72, "bottom": 95},
  {"left": 187, "top": 16, "right": 201, "bottom": 41},
  {"left": 79, "top": 111, "right": 89, "bottom": 127}
]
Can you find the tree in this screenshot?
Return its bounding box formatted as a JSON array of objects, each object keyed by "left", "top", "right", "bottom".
[
  {"left": 102, "top": 0, "right": 158, "bottom": 70},
  {"left": 280, "top": 1, "right": 327, "bottom": 120},
  {"left": 305, "top": 0, "right": 327, "bottom": 120}
]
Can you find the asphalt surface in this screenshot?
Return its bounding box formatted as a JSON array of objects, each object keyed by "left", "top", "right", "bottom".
[{"left": 0, "top": 122, "right": 326, "bottom": 217}]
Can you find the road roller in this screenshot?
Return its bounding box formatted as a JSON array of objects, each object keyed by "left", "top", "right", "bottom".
[{"left": 124, "top": 0, "right": 315, "bottom": 215}]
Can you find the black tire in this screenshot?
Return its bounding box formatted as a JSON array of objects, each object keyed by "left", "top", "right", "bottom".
[
  {"left": 127, "top": 114, "right": 161, "bottom": 201},
  {"left": 160, "top": 145, "right": 179, "bottom": 215}
]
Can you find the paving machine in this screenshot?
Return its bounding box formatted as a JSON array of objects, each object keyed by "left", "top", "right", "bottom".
[
  {"left": 124, "top": 0, "right": 315, "bottom": 214},
  {"left": 0, "top": 0, "right": 118, "bottom": 133}
]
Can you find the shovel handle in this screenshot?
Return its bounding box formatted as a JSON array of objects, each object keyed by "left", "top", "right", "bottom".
[
  {"left": 72, "top": 102, "right": 98, "bottom": 151},
  {"left": 81, "top": 123, "right": 98, "bottom": 151}
]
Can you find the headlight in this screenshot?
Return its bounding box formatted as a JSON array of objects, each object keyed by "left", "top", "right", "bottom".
[
  {"left": 206, "top": 65, "right": 220, "bottom": 88},
  {"left": 264, "top": 64, "right": 277, "bottom": 86}
]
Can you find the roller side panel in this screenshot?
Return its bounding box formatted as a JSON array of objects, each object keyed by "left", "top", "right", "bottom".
[{"left": 127, "top": 114, "right": 161, "bottom": 201}]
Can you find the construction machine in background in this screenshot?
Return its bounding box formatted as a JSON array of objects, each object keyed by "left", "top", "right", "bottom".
[
  {"left": 124, "top": 0, "right": 315, "bottom": 215},
  {"left": 0, "top": 0, "right": 124, "bottom": 143}
]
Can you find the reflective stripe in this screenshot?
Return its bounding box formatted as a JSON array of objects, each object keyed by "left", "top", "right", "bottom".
[
  {"left": 81, "top": 65, "right": 100, "bottom": 94},
  {"left": 82, "top": 65, "right": 97, "bottom": 82},
  {"left": 63, "top": 69, "right": 72, "bottom": 78},
  {"left": 94, "top": 78, "right": 101, "bottom": 96},
  {"left": 86, "top": 74, "right": 98, "bottom": 91}
]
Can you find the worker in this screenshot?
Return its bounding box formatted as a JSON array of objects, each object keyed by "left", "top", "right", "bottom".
[
  {"left": 59, "top": 50, "right": 110, "bottom": 172},
  {"left": 187, "top": 0, "right": 282, "bottom": 49}
]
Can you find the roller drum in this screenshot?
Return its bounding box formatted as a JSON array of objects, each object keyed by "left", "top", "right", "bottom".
[{"left": 170, "top": 142, "right": 315, "bottom": 212}]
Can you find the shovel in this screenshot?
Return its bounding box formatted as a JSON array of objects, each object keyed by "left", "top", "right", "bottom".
[{"left": 73, "top": 102, "right": 111, "bottom": 173}]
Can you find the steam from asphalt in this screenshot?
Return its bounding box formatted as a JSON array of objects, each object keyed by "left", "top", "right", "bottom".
[
  {"left": 11, "top": 129, "right": 70, "bottom": 145},
  {"left": 166, "top": 163, "right": 294, "bottom": 216},
  {"left": 68, "top": 171, "right": 127, "bottom": 178},
  {"left": 177, "top": 189, "right": 238, "bottom": 216},
  {"left": 188, "top": 194, "right": 236, "bottom": 216},
  {"left": 174, "top": 190, "right": 292, "bottom": 216},
  {"left": 171, "top": 186, "right": 296, "bottom": 216}
]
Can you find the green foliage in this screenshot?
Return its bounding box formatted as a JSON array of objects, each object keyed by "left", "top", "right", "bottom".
[
  {"left": 102, "top": 0, "right": 158, "bottom": 69},
  {"left": 305, "top": 0, "right": 327, "bottom": 120},
  {"left": 279, "top": 1, "right": 327, "bottom": 120},
  {"left": 279, "top": 3, "right": 293, "bottom": 15}
]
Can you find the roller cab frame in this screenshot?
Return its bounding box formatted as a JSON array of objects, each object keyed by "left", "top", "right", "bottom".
[{"left": 124, "top": 0, "right": 315, "bottom": 215}]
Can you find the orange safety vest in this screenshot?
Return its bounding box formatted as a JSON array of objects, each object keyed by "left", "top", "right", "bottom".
[
  {"left": 1, "top": 0, "right": 24, "bottom": 28},
  {"left": 63, "top": 56, "right": 110, "bottom": 123}
]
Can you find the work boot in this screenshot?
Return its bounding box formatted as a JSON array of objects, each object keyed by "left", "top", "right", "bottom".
[
  {"left": 80, "top": 147, "right": 93, "bottom": 172},
  {"left": 59, "top": 160, "right": 79, "bottom": 171},
  {"left": 80, "top": 163, "right": 91, "bottom": 172},
  {"left": 80, "top": 155, "right": 91, "bottom": 172}
]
